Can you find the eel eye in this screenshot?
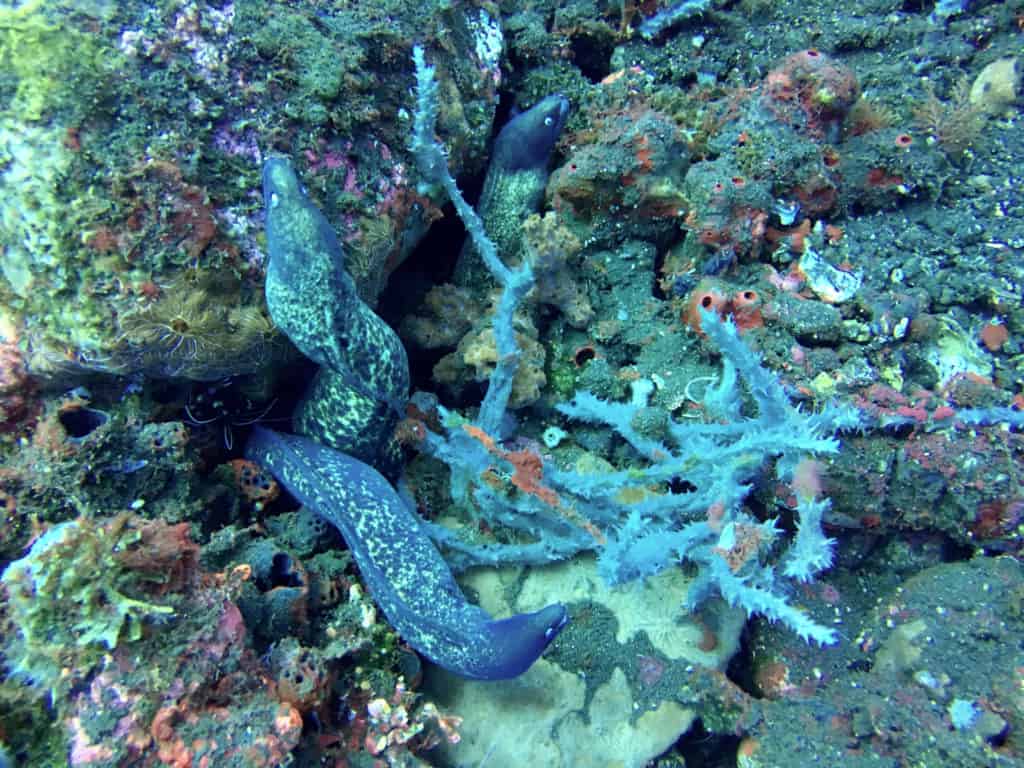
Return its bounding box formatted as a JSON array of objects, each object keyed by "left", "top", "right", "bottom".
[
  {"left": 544, "top": 116, "right": 554, "bottom": 126},
  {"left": 270, "top": 192, "right": 280, "bottom": 208}
]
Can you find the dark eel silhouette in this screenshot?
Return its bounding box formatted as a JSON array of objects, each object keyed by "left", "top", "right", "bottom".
[
  {"left": 252, "top": 153, "right": 569, "bottom": 679},
  {"left": 453, "top": 93, "right": 570, "bottom": 287}
]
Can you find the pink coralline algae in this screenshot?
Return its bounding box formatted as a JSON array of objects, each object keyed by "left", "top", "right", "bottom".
[
  {"left": 0, "top": 340, "right": 38, "bottom": 436},
  {"left": 548, "top": 103, "right": 689, "bottom": 222},
  {"left": 761, "top": 49, "right": 861, "bottom": 140},
  {"left": 211, "top": 122, "right": 261, "bottom": 161},
  {"left": 636, "top": 654, "right": 668, "bottom": 688},
  {"left": 63, "top": 564, "right": 304, "bottom": 768}
]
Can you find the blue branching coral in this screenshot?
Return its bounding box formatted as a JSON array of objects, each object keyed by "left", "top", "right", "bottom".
[
  {"left": 426, "top": 311, "right": 853, "bottom": 644},
  {"left": 408, "top": 44, "right": 851, "bottom": 644}
]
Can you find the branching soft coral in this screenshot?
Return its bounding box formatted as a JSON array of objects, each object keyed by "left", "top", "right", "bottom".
[
  {"left": 422, "top": 312, "right": 858, "bottom": 644},
  {"left": 408, "top": 45, "right": 846, "bottom": 643}
]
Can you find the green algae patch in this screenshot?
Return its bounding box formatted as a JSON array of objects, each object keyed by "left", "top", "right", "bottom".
[
  {"left": 0, "top": 1, "right": 133, "bottom": 364},
  {"left": 0, "top": 119, "right": 117, "bottom": 358},
  {"left": 0, "top": 0, "right": 114, "bottom": 123},
  {"left": 1, "top": 515, "right": 183, "bottom": 703}
]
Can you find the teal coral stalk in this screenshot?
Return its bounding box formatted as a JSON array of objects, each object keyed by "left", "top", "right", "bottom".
[
  {"left": 558, "top": 312, "right": 846, "bottom": 643},
  {"left": 410, "top": 44, "right": 535, "bottom": 434},
  {"left": 410, "top": 46, "right": 508, "bottom": 286}
]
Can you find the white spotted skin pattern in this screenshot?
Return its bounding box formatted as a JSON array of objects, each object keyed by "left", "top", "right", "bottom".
[
  {"left": 262, "top": 157, "right": 408, "bottom": 466},
  {"left": 246, "top": 427, "right": 568, "bottom": 680}
]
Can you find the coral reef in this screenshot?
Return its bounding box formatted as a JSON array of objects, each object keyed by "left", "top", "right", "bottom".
[
  {"left": 3, "top": 0, "right": 1024, "bottom": 765},
  {"left": 400, "top": 284, "right": 483, "bottom": 350},
  {"left": 1, "top": 514, "right": 192, "bottom": 702},
  {"left": 548, "top": 103, "right": 690, "bottom": 226},
  {"left": 0, "top": 0, "right": 501, "bottom": 385}
]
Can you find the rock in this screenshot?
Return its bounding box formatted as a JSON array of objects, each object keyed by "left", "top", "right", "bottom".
[
  {"left": 969, "top": 57, "right": 1021, "bottom": 114},
  {"left": 426, "top": 555, "right": 746, "bottom": 767}
]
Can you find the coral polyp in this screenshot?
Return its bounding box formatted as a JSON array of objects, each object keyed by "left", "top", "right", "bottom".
[
  {"left": 115, "top": 275, "right": 284, "bottom": 380},
  {"left": 120, "top": 289, "right": 218, "bottom": 360}
]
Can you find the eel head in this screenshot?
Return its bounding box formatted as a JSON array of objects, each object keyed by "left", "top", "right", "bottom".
[
  {"left": 493, "top": 94, "right": 571, "bottom": 172},
  {"left": 477, "top": 603, "right": 570, "bottom": 680}
]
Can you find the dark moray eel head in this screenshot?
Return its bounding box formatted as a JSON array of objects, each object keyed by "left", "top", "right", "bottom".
[{"left": 492, "top": 94, "right": 571, "bottom": 172}]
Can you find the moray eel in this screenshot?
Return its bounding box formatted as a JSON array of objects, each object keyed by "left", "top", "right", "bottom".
[
  {"left": 262, "top": 157, "right": 409, "bottom": 466},
  {"left": 246, "top": 426, "right": 569, "bottom": 680},
  {"left": 259, "top": 158, "right": 567, "bottom": 678},
  {"left": 454, "top": 94, "right": 571, "bottom": 286}
]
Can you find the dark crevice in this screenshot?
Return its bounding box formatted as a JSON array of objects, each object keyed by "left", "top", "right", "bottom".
[
  {"left": 723, "top": 623, "right": 758, "bottom": 696},
  {"left": 59, "top": 406, "right": 109, "bottom": 438},
  {"left": 377, "top": 200, "right": 466, "bottom": 397},
  {"left": 675, "top": 718, "right": 742, "bottom": 767},
  {"left": 570, "top": 36, "right": 615, "bottom": 84}
]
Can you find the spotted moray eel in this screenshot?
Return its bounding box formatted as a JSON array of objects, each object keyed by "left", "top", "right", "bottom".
[{"left": 253, "top": 156, "right": 568, "bottom": 679}]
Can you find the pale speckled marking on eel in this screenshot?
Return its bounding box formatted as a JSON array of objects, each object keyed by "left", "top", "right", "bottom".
[
  {"left": 246, "top": 426, "right": 569, "bottom": 680},
  {"left": 262, "top": 156, "right": 408, "bottom": 467}
]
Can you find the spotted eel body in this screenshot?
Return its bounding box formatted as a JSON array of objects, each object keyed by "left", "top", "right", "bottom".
[
  {"left": 262, "top": 157, "right": 408, "bottom": 466},
  {"left": 454, "top": 94, "right": 570, "bottom": 287},
  {"left": 257, "top": 158, "right": 568, "bottom": 679},
  {"left": 246, "top": 427, "right": 569, "bottom": 680}
]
